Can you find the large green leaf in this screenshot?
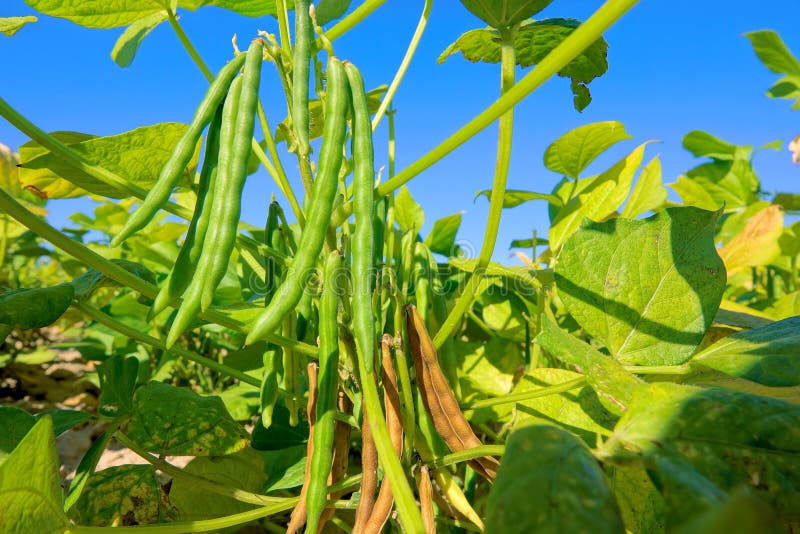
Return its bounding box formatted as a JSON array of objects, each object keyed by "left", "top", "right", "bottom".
[
  {"left": 746, "top": 30, "right": 800, "bottom": 108},
  {"left": 513, "top": 368, "right": 617, "bottom": 440},
  {"left": 110, "top": 11, "right": 168, "bottom": 67},
  {"left": 485, "top": 424, "right": 624, "bottom": 533},
  {"left": 70, "top": 259, "right": 156, "bottom": 299},
  {"left": 125, "top": 382, "right": 249, "bottom": 456},
  {"left": 555, "top": 207, "right": 726, "bottom": 366},
  {"left": 682, "top": 130, "right": 745, "bottom": 161},
  {"left": 170, "top": 449, "right": 266, "bottom": 520},
  {"left": 0, "top": 284, "right": 74, "bottom": 330},
  {"left": 543, "top": 121, "right": 631, "bottom": 179},
  {"left": 71, "top": 465, "right": 163, "bottom": 526},
  {"left": 439, "top": 19, "right": 608, "bottom": 111},
  {"left": 18, "top": 123, "right": 196, "bottom": 199},
  {"left": 0, "top": 16, "right": 37, "bottom": 36},
  {"left": 676, "top": 490, "right": 785, "bottom": 534},
  {"left": 600, "top": 383, "right": 800, "bottom": 522},
  {"left": 671, "top": 157, "right": 759, "bottom": 210},
  {"left": 23, "top": 0, "right": 280, "bottom": 28},
  {"left": 534, "top": 316, "right": 642, "bottom": 415},
  {"left": 459, "top": 0, "right": 552, "bottom": 29},
  {"left": 0, "top": 417, "right": 68, "bottom": 534},
  {"left": 608, "top": 464, "right": 665, "bottom": 534},
  {"left": 690, "top": 316, "right": 800, "bottom": 387},
  {"left": 548, "top": 142, "right": 649, "bottom": 251}
]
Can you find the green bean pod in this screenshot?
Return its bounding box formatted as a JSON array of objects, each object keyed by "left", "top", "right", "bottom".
[
  {"left": 305, "top": 250, "right": 342, "bottom": 533},
  {"left": 201, "top": 39, "right": 265, "bottom": 311},
  {"left": 344, "top": 62, "right": 377, "bottom": 373},
  {"left": 245, "top": 57, "right": 349, "bottom": 345},
  {"left": 164, "top": 74, "right": 243, "bottom": 348},
  {"left": 112, "top": 52, "right": 247, "bottom": 247},
  {"left": 292, "top": 0, "right": 312, "bottom": 157},
  {"left": 149, "top": 104, "right": 224, "bottom": 320}
]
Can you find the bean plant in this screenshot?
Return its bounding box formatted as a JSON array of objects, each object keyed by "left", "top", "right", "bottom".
[{"left": 1, "top": 1, "right": 800, "bottom": 533}]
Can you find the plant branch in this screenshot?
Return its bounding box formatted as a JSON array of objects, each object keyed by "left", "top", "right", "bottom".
[
  {"left": 319, "top": 0, "right": 389, "bottom": 46},
  {"left": 429, "top": 445, "right": 506, "bottom": 469},
  {"left": 462, "top": 376, "right": 587, "bottom": 410},
  {"left": 167, "top": 8, "right": 214, "bottom": 81}
]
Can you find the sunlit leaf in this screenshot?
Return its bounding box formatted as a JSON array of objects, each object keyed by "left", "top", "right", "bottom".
[
  {"left": 0, "top": 16, "right": 37, "bottom": 36},
  {"left": 71, "top": 465, "right": 163, "bottom": 526},
  {"left": 718, "top": 205, "right": 783, "bottom": 273},
  {"left": 110, "top": 11, "right": 167, "bottom": 67}
]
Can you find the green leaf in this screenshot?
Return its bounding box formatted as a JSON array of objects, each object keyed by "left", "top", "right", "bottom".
[
  {"left": 773, "top": 192, "right": 800, "bottom": 212},
  {"left": 65, "top": 429, "right": 114, "bottom": 512},
  {"left": 314, "top": 0, "right": 351, "bottom": 26},
  {"left": 98, "top": 355, "right": 140, "bottom": 416},
  {"left": 0, "top": 284, "right": 74, "bottom": 330},
  {"left": 0, "top": 407, "right": 35, "bottom": 465},
  {"left": 601, "top": 383, "right": 800, "bottom": 521},
  {"left": 35, "top": 409, "right": 91, "bottom": 436},
  {"left": 125, "top": 381, "right": 249, "bottom": 456},
  {"left": 71, "top": 465, "right": 163, "bottom": 526},
  {"left": 513, "top": 368, "right": 617, "bottom": 440},
  {"left": 620, "top": 156, "right": 667, "bottom": 218},
  {"left": 485, "top": 424, "right": 625, "bottom": 533},
  {"left": 70, "top": 259, "right": 157, "bottom": 298},
  {"left": 111, "top": 11, "right": 168, "bottom": 68},
  {"left": 0, "top": 417, "right": 68, "bottom": 534},
  {"left": 690, "top": 316, "right": 800, "bottom": 387},
  {"left": 459, "top": 0, "right": 553, "bottom": 29},
  {"left": 549, "top": 142, "right": 650, "bottom": 251},
  {"left": 439, "top": 20, "right": 608, "bottom": 111},
  {"left": 170, "top": 449, "right": 265, "bottom": 521},
  {"left": 745, "top": 30, "right": 800, "bottom": 77},
  {"left": 534, "top": 316, "right": 642, "bottom": 415},
  {"left": 479, "top": 289, "right": 528, "bottom": 342},
  {"left": 262, "top": 445, "right": 308, "bottom": 490},
  {"left": 766, "top": 291, "right": 800, "bottom": 320},
  {"left": 509, "top": 237, "right": 548, "bottom": 249},
  {"left": 424, "top": 212, "right": 462, "bottom": 256},
  {"left": 23, "top": 0, "right": 279, "bottom": 28},
  {"left": 671, "top": 157, "right": 760, "bottom": 210},
  {"left": 683, "top": 130, "right": 743, "bottom": 160},
  {"left": 0, "top": 16, "right": 37, "bottom": 36},
  {"left": 18, "top": 123, "right": 196, "bottom": 199},
  {"left": 251, "top": 404, "right": 309, "bottom": 451},
  {"left": 543, "top": 121, "right": 631, "bottom": 179},
  {"left": 475, "top": 188, "right": 561, "bottom": 208},
  {"left": 555, "top": 207, "right": 727, "bottom": 366},
  {"left": 215, "top": 383, "right": 260, "bottom": 421},
  {"left": 676, "top": 490, "right": 785, "bottom": 534},
  {"left": 395, "top": 186, "right": 424, "bottom": 234},
  {"left": 719, "top": 205, "right": 783, "bottom": 273}
]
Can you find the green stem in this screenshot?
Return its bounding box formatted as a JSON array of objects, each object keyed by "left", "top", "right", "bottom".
[
  {"left": 319, "top": 0, "right": 389, "bottom": 46},
  {"left": 167, "top": 8, "right": 214, "bottom": 81},
  {"left": 330, "top": 0, "right": 641, "bottom": 225},
  {"left": 370, "top": 0, "right": 432, "bottom": 131},
  {"left": 0, "top": 215, "right": 7, "bottom": 269},
  {"left": 431, "top": 29, "right": 516, "bottom": 348},
  {"left": 462, "top": 376, "right": 587, "bottom": 410},
  {"left": 625, "top": 364, "right": 693, "bottom": 376},
  {"left": 275, "top": 0, "right": 293, "bottom": 56},
  {"left": 429, "top": 445, "right": 506, "bottom": 469},
  {"left": 0, "top": 188, "right": 316, "bottom": 356},
  {"left": 115, "top": 432, "right": 282, "bottom": 506},
  {"left": 76, "top": 302, "right": 261, "bottom": 387}
]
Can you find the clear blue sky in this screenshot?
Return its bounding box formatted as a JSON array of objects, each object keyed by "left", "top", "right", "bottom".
[{"left": 1, "top": 1, "right": 798, "bottom": 263}]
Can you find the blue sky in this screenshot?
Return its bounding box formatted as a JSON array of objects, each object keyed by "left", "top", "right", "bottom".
[{"left": 1, "top": 1, "right": 798, "bottom": 263}]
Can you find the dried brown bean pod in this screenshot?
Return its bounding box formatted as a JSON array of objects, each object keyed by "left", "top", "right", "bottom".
[
  {"left": 353, "top": 408, "right": 378, "bottom": 531},
  {"left": 405, "top": 305, "right": 499, "bottom": 481},
  {"left": 419, "top": 466, "right": 436, "bottom": 534},
  {"left": 286, "top": 362, "right": 319, "bottom": 534}
]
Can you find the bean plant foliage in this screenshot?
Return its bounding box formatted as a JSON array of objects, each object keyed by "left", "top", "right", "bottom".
[{"left": 0, "top": 0, "right": 799, "bottom": 532}]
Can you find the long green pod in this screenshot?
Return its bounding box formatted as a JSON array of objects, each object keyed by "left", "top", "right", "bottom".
[
  {"left": 201, "top": 39, "right": 264, "bottom": 310},
  {"left": 260, "top": 201, "right": 285, "bottom": 429},
  {"left": 245, "top": 57, "right": 348, "bottom": 345},
  {"left": 112, "top": 52, "right": 247, "bottom": 246},
  {"left": 292, "top": 0, "right": 312, "bottom": 158},
  {"left": 345, "top": 61, "right": 377, "bottom": 374},
  {"left": 165, "top": 74, "right": 243, "bottom": 348},
  {"left": 150, "top": 103, "right": 224, "bottom": 319},
  {"left": 306, "top": 250, "right": 342, "bottom": 533}
]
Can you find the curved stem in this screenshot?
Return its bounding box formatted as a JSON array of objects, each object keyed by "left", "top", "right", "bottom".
[
  {"left": 167, "top": 8, "right": 214, "bottom": 81},
  {"left": 432, "top": 31, "right": 516, "bottom": 348},
  {"left": 75, "top": 302, "right": 261, "bottom": 387},
  {"left": 462, "top": 376, "right": 587, "bottom": 410},
  {"left": 625, "top": 364, "right": 692, "bottom": 375},
  {"left": 275, "top": 0, "right": 293, "bottom": 56},
  {"left": 429, "top": 445, "right": 506, "bottom": 469},
  {"left": 0, "top": 188, "right": 317, "bottom": 356},
  {"left": 114, "top": 431, "right": 281, "bottom": 506},
  {"left": 320, "top": 0, "right": 389, "bottom": 46},
  {"left": 330, "top": 0, "right": 641, "bottom": 226},
  {"left": 370, "top": 0, "right": 433, "bottom": 131}
]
